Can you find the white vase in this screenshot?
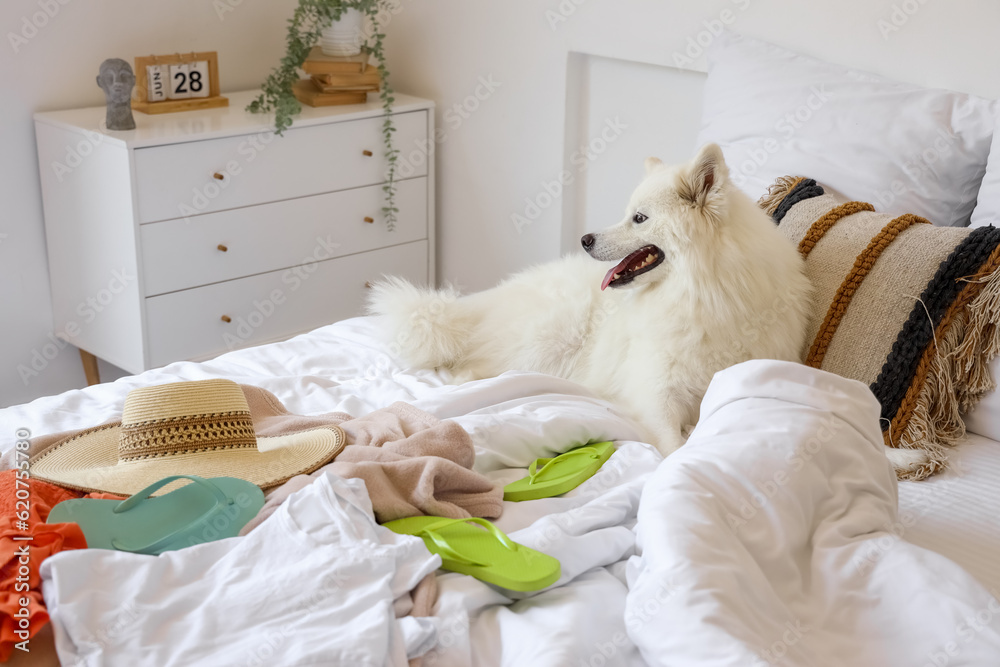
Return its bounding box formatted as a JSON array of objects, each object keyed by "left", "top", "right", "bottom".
[{"left": 320, "top": 9, "right": 364, "bottom": 57}]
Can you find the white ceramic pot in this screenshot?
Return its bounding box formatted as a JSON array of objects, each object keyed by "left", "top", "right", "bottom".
[{"left": 320, "top": 8, "right": 364, "bottom": 57}]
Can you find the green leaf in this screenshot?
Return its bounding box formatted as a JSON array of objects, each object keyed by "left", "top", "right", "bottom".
[{"left": 247, "top": 0, "right": 398, "bottom": 229}]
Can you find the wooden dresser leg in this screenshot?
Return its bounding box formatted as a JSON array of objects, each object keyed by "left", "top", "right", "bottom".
[{"left": 79, "top": 349, "right": 101, "bottom": 386}]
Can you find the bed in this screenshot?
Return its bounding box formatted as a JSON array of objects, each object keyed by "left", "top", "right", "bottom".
[
  {"left": 3, "top": 315, "right": 1000, "bottom": 665},
  {"left": 8, "top": 12, "right": 1000, "bottom": 665}
]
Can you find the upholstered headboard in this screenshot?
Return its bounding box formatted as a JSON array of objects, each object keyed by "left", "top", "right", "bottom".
[{"left": 558, "top": 2, "right": 1000, "bottom": 253}]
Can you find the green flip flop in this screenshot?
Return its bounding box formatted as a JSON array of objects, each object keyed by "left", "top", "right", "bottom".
[
  {"left": 503, "top": 441, "right": 616, "bottom": 502},
  {"left": 383, "top": 516, "right": 560, "bottom": 592},
  {"left": 47, "top": 475, "right": 264, "bottom": 555}
]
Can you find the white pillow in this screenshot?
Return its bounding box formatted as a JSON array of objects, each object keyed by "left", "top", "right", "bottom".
[
  {"left": 970, "top": 112, "right": 1000, "bottom": 228},
  {"left": 697, "top": 31, "right": 997, "bottom": 227},
  {"left": 964, "top": 357, "right": 1000, "bottom": 440},
  {"left": 960, "top": 118, "right": 1000, "bottom": 438}
]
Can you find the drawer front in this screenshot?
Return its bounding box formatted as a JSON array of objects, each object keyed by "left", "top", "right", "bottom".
[
  {"left": 140, "top": 177, "right": 427, "bottom": 296},
  {"left": 134, "top": 110, "right": 427, "bottom": 224},
  {"left": 145, "top": 240, "right": 428, "bottom": 368}
]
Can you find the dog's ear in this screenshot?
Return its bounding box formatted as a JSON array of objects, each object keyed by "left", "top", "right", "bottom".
[
  {"left": 644, "top": 157, "right": 664, "bottom": 175},
  {"left": 680, "top": 143, "right": 727, "bottom": 209}
]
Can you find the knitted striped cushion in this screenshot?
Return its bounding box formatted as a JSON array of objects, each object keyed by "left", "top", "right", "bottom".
[{"left": 759, "top": 176, "right": 1000, "bottom": 480}]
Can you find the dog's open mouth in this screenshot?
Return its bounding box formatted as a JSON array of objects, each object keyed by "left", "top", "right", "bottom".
[{"left": 601, "top": 245, "right": 665, "bottom": 290}]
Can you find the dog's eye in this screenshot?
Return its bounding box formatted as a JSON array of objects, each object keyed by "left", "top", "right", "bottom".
[{"left": 633, "top": 212, "right": 648, "bottom": 224}]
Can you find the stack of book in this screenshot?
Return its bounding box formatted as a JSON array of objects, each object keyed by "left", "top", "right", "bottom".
[{"left": 292, "top": 47, "right": 380, "bottom": 107}]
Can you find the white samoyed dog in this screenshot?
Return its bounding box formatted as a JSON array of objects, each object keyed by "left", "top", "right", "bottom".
[{"left": 368, "top": 143, "right": 926, "bottom": 472}]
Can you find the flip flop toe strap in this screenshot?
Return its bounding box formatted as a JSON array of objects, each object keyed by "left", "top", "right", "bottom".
[
  {"left": 111, "top": 475, "right": 234, "bottom": 555},
  {"left": 527, "top": 446, "right": 600, "bottom": 485},
  {"left": 113, "top": 475, "right": 228, "bottom": 513},
  {"left": 417, "top": 518, "right": 517, "bottom": 567}
]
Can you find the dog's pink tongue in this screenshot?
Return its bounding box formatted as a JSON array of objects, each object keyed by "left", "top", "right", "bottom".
[{"left": 601, "top": 258, "right": 631, "bottom": 291}]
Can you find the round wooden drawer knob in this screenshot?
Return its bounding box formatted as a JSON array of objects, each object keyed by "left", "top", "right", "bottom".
[
  {"left": 363, "top": 217, "right": 374, "bottom": 224},
  {"left": 362, "top": 150, "right": 373, "bottom": 157},
  {"left": 220, "top": 315, "right": 232, "bottom": 323},
  {"left": 213, "top": 172, "right": 225, "bottom": 180},
  {"left": 217, "top": 244, "right": 228, "bottom": 252}
]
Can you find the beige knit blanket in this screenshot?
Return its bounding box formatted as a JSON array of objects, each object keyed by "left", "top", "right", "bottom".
[{"left": 241, "top": 398, "right": 503, "bottom": 532}]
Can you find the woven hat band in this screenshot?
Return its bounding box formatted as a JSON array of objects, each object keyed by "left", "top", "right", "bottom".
[{"left": 118, "top": 411, "right": 257, "bottom": 462}]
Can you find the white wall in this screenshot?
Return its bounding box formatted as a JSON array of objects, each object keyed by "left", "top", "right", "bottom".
[
  {"left": 4, "top": 0, "right": 1000, "bottom": 407},
  {"left": 383, "top": 0, "right": 1000, "bottom": 290},
  {"left": 0, "top": 0, "right": 298, "bottom": 406}
]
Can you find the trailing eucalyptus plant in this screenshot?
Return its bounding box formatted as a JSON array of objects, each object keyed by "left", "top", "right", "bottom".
[{"left": 248, "top": 0, "right": 399, "bottom": 230}]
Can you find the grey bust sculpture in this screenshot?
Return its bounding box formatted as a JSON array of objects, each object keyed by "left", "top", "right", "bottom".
[{"left": 97, "top": 58, "right": 136, "bottom": 131}]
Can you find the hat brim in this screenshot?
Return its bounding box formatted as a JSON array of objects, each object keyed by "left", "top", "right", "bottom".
[{"left": 29, "top": 422, "right": 345, "bottom": 496}]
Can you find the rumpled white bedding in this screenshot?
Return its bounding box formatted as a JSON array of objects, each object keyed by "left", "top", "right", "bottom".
[
  {"left": 42, "top": 473, "right": 441, "bottom": 667},
  {"left": 627, "top": 360, "right": 1000, "bottom": 666},
  {"left": 3, "top": 318, "right": 999, "bottom": 666}
]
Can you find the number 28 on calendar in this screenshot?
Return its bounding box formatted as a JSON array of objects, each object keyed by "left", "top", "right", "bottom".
[
  {"left": 133, "top": 52, "right": 227, "bottom": 114},
  {"left": 146, "top": 61, "right": 211, "bottom": 101}
]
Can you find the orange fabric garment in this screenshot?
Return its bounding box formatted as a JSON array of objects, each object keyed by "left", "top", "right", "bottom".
[
  {"left": 0, "top": 471, "right": 88, "bottom": 662},
  {"left": 87, "top": 492, "right": 127, "bottom": 500}
]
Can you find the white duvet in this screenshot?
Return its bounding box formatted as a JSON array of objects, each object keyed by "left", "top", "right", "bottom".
[
  {"left": 628, "top": 360, "right": 1000, "bottom": 666},
  {"left": 3, "top": 318, "right": 999, "bottom": 666}
]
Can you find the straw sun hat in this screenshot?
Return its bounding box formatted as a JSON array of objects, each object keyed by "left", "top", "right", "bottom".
[{"left": 30, "top": 379, "right": 345, "bottom": 496}]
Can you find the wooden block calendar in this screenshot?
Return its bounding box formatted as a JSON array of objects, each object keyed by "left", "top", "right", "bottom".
[{"left": 133, "top": 52, "right": 228, "bottom": 115}]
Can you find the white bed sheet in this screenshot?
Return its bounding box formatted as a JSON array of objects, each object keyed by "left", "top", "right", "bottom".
[
  {"left": 2, "top": 317, "right": 999, "bottom": 666},
  {"left": 898, "top": 433, "right": 1000, "bottom": 593}
]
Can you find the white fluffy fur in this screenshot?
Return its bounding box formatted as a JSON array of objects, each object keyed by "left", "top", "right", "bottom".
[
  {"left": 370, "top": 144, "right": 813, "bottom": 456},
  {"left": 370, "top": 143, "right": 930, "bottom": 472}
]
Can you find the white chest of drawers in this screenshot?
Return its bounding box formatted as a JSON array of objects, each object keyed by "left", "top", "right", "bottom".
[{"left": 35, "top": 90, "right": 434, "bottom": 378}]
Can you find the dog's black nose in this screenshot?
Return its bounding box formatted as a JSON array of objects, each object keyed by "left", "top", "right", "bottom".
[{"left": 581, "top": 234, "right": 595, "bottom": 250}]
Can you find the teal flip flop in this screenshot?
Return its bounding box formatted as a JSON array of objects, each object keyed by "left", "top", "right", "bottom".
[
  {"left": 384, "top": 516, "right": 561, "bottom": 592},
  {"left": 47, "top": 475, "right": 264, "bottom": 555},
  {"left": 503, "top": 441, "right": 616, "bottom": 501}
]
